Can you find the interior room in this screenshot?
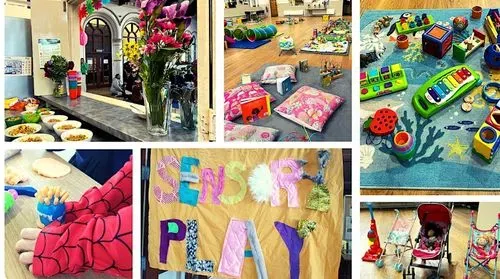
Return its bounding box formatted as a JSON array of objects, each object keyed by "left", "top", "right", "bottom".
[
  {"left": 223, "top": 0, "right": 352, "bottom": 142},
  {"left": 4, "top": 0, "right": 215, "bottom": 142}
]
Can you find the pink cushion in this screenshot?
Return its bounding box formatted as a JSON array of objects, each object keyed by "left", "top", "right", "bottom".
[
  {"left": 224, "top": 121, "right": 279, "bottom": 142},
  {"left": 274, "top": 86, "right": 344, "bottom": 132},
  {"left": 260, "top": 65, "right": 297, "bottom": 84},
  {"left": 224, "top": 82, "right": 275, "bottom": 121}
]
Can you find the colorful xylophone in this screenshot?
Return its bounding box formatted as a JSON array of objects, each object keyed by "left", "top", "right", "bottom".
[{"left": 412, "top": 65, "right": 482, "bottom": 119}]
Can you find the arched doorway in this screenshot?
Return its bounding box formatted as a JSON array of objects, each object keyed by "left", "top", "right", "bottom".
[{"left": 85, "top": 18, "right": 112, "bottom": 89}]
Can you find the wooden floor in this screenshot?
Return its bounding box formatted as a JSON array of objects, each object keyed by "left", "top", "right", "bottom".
[
  {"left": 360, "top": 207, "right": 500, "bottom": 278},
  {"left": 224, "top": 16, "right": 352, "bottom": 90},
  {"left": 361, "top": 0, "right": 500, "bottom": 13}
]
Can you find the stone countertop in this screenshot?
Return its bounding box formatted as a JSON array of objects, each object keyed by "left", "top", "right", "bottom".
[
  {"left": 38, "top": 95, "right": 197, "bottom": 142},
  {"left": 5, "top": 110, "right": 118, "bottom": 142}
]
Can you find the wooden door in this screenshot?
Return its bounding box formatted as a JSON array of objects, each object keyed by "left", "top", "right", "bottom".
[
  {"left": 270, "top": 0, "right": 278, "bottom": 17},
  {"left": 85, "top": 18, "right": 112, "bottom": 89}
]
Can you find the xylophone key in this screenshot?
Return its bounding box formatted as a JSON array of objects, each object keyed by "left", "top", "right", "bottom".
[
  {"left": 457, "top": 69, "right": 468, "bottom": 80},
  {"left": 447, "top": 75, "right": 459, "bottom": 87},
  {"left": 452, "top": 72, "right": 463, "bottom": 83},
  {"left": 437, "top": 81, "right": 450, "bottom": 94},
  {"left": 461, "top": 67, "right": 472, "bottom": 77},
  {"left": 443, "top": 78, "right": 454, "bottom": 90},
  {"left": 427, "top": 87, "right": 441, "bottom": 102},
  {"left": 432, "top": 84, "right": 446, "bottom": 98}
]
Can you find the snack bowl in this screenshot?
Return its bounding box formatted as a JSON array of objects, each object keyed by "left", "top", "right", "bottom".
[
  {"left": 53, "top": 120, "right": 82, "bottom": 136},
  {"left": 61, "top": 128, "right": 93, "bottom": 142},
  {"left": 13, "top": 133, "right": 55, "bottom": 142},
  {"left": 38, "top": 110, "right": 56, "bottom": 119},
  {"left": 5, "top": 123, "right": 42, "bottom": 138},
  {"left": 42, "top": 115, "right": 68, "bottom": 130}
]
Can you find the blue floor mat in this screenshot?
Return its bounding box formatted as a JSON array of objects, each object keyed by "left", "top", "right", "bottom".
[{"left": 228, "top": 39, "right": 271, "bottom": 49}]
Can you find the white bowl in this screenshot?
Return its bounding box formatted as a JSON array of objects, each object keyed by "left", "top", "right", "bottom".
[
  {"left": 42, "top": 115, "right": 68, "bottom": 130},
  {"left": 61, "top": 128, "right": 93, "bottom": 142},
  {"left": 53, "top": 120, "right": 82, "bottom": 136},
  {"left": 5, "top": 123, "right": 42, "bottom": 138},
  {"left": 39, "top": 110, "right": 55, "bottom": 119},
  {"left": 13, "top": 133, "right": 55, "bottom": 142}
]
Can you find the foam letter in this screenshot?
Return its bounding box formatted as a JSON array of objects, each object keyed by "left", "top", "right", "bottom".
[
  {"left": 220, "top": 161, "right": 247, "bottom": 205},
  {"left": 154, "top": 156, "right": 180, "bottom": 204},
  {"left": 270, "top": 159, "right": 303, "bottom": 207},
  {"left": 185, "top": 220, "right": 214, "bottom": 272},
  {"left": 274, "top": 221, "right": 304, "bottom": 279},
  {"left": 199, "top": 166, "right": 224, "bottom": 204},
  {"left": 159, "top": 219, "right": 186, "bottom": 264},
  {"left": 179, "top": 156, "right": 200, "bottom": 206}
]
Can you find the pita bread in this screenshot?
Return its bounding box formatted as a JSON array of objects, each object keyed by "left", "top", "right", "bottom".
[
  {"left": 5, "top": 166, "right": 28, "bottom": 185},
  {"left": 32, "top": 158, "right": 71, "bottom": 178}
]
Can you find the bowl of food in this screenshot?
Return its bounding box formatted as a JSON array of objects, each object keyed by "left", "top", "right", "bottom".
[
  {"left": 53, "top": 120, "right": 82, "bottom": 136},
  {"left": 42, "top": 115, "right": 68, "bottom": 130},
  {"left": 38, "top": 110, "right": 55, "bottom": 119},
  {"left": 5, "top": 123, "right": 42, "bottom": 138},
  {"left": 13, "top": 133, "right": 55, "bottom": 142},
  {"left": 5, "top": 116, "right": 23, "bottom": 127},
  {"left": 21, "top": 111, "right": 41, "bottom": 123},
  {"left": 61, "top": 129, "right": 93, "bottom": 142}
]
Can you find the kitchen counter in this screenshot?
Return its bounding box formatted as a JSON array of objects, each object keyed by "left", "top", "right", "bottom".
[{"left": 38, "top": 94, "right": 197, "bottom": 142}]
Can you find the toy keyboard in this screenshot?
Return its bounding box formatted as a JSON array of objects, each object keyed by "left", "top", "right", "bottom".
[
  {"left": 360, "top": 64, "right": 408, "bottom": 101},
  {"left": 396, "top": 14, "right": 435, "bottom": 35},
  {"left": 412, "top": 65, "right": 482, "bottom": 119}
]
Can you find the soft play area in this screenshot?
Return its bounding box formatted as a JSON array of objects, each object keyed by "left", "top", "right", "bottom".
[
  {"left": 359, "top": 8, "right": 500, "bottom": 190},
  {"left": 360, "top": 202, "right": 500, "bottom": 278},
  {"left": 142, "top": 148, "right": 351, "bottom": 278},
  {"left": 224, "top": 17, "right": 352, "bottom": 142}
]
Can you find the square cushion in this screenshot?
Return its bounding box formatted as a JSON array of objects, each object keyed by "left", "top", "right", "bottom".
[
  {"left": 224, "top": 121, "right": 279, "bottom": 142},
  {"left": 274, "top": 86, "right": 344, "bottom": 132},
  {"left": 224, "top": 82, "right": 275, "bottom": 121},
  {"left": 260, "top": 65, "right": 297, "bottom": 84}
]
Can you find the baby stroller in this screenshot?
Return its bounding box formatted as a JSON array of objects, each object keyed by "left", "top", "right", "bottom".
[
  {"left": 404, "top": 203, "right": 453, "bottom": 279},
  {"left": 464, "top": 211, "right": 500, "bottom": 279},
  {"left": 375, "top": 209, "right": 417, "bottom": 272}
]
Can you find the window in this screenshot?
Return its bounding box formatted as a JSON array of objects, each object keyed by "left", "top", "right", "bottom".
[{"left": 122, "top": 22, "right": 139, "bottom": 45}]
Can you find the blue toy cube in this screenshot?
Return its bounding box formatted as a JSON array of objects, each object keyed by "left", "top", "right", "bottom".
[{"left": 423, "top": 24, "right": 453, "bottom": 59}]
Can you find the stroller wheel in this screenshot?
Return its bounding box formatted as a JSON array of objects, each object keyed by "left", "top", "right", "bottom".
[
  {"left": 375, "top": 259, "right": 384, "bottom": 268},
  {"left": 394, "top": 263, "right": 403, "bottom": 272}
]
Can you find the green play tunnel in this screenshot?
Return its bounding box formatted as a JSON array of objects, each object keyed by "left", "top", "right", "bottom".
[
  {"left": 233, "top": 26, "right": 248, "bottom": 41},
  {"left": 246, "top": 25, "right": 279, "bottom": 42},
  {"left": 224, "top": 27, "right": 234, "bottom": 38}
]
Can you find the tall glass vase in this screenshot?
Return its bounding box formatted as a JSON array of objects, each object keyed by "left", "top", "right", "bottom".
[
  {"left": 179, "top": 84, "right": 196, "bottom": 130},
  {"left": 53, "top": 80, "right": 64, "bottom": 97},
  {"left": 142, "top": 81, "right": 172, "bottom": 136}
]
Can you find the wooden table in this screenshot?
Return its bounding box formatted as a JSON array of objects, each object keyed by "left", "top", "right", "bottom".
[{"left": 5, "top": 150, "right": 114, "bottom": 279}]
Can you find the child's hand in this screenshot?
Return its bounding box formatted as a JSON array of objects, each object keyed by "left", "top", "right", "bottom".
[{"left": 15, "top": 228, "right": 41, "bottom": 273}]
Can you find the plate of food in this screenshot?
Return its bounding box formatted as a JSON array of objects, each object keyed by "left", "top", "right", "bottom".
[
  {"left": 13, "top": 134, "right": 55, "bottom": 142},
  {"left": 38, "top": 110, "right": 55, "bottom": 118},
  {"left": 5, "top": 123, "right": 42, "bottom": 138},
  {"left": 61, "top": 129, "right": 93, "bottom": 142},
  {"left": 53, "top": 120, "right": 82, "bottom": 136},
  {"left": 42, "top": 115, "right": 68, "bottom": 130}
]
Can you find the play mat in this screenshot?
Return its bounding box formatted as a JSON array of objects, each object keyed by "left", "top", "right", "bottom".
[
  {"left": 148, "top": 148, "right": 344, "bottom": 278},
  {"left": 360, "top": 9, "right": 500, "bottom": 190},
  {"left": 224, "top": 64, "right": 352, "bottom": 141},
  {"left": 301, "top": 19, "right": 352, "bottom": 55}
]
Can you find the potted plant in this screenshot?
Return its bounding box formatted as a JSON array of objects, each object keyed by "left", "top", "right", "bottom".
[
  {"left": 43, "top": 55, "right": 68, "bottom": 97},
  {"left": 135, "top": 0, "right": 194, "bottom": 136}
]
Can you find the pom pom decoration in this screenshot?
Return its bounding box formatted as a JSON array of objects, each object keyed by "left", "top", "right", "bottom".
[
  {"left": 79, "top": 0, "right": 107, "bottom": 46},
  {"left": 248, "top": 164, "right": 274, "bottom": 203}
]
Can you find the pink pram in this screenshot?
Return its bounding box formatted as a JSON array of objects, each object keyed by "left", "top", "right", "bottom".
[
  {"left": 404, "top": 204, "right": 453, "bottom": 279},
  {"left": 464, "top": 211, "right": 500, "bottom": 279}
]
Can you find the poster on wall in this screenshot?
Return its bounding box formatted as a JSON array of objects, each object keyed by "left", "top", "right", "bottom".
[
  {"left": 5, "top": 57, "right": 32, "bottom": 76},
  {"left": 38, "top": 38, "right": 61, "bottom": 69},
  {"left": 148, "top": 148, "right": 344, "bottom": 279}
]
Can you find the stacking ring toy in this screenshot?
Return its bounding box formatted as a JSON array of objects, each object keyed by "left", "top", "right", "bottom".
[{"left": 482, "top": 82, "right": 500, "bottom": 104}]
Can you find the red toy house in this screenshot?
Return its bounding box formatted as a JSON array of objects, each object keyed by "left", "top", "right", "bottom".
[{"left": 423, "top": 24, "right": 453, "bottom": 59}]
